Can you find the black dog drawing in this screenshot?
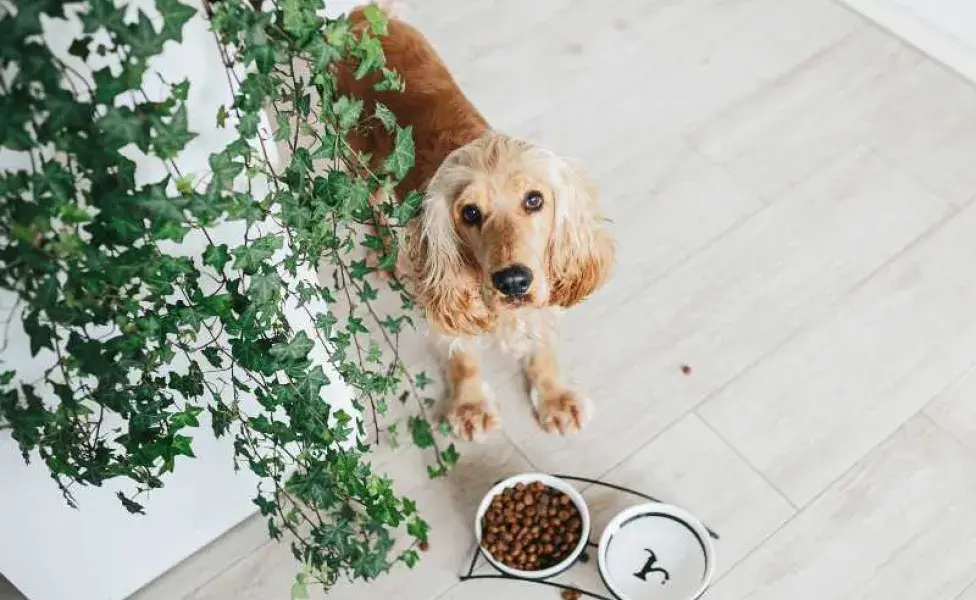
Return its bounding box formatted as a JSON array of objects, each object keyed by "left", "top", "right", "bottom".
[{"left": 633, "top": 549, "right": 670, "bottom": 584}]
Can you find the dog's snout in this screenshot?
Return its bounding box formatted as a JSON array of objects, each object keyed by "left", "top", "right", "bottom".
[{"left": 491, "top": 264, "right": 533, "bottom": 297}]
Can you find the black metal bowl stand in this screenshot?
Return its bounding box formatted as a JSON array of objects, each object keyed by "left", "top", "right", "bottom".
[{"left": 458, "top": 474, "right": 720, "bottom": 600}]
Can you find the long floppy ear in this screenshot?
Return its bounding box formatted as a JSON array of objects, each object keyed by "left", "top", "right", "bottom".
[
  {"left": 405, "top": 156, "right": 496, "bottom": 337},
  {"left": 546, "top": 157, "right": 615, "bottom": 308}
]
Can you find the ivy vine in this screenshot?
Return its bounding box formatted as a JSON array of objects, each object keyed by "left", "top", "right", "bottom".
[{"left": 0, "top": 0, "right": 454, "bottom": 592}]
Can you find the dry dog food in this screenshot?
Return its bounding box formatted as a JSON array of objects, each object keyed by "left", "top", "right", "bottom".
[{"left": 480, "top": 481, "right": 583, "bottom": 571}]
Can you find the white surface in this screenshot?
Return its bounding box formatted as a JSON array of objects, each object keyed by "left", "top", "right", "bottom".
[
  {"left": 598, "top": 503, "right": 714, "bottom": 600},
  {"left": 840, "top": 0, "right": 976, "bottom": 84},
  {"left": 0, "top": 2, "right": 354, "bottom": 600}
]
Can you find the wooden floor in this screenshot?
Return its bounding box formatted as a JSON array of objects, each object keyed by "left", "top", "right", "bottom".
[{"left": 61, "top": 0, "right": 976, "bottom": 599}]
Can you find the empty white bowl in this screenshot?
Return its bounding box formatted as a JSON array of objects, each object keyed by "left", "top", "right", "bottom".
[
  {"left": 597, "top": 503, "right": 716, "bottom": 600},
  {"left": 474, "top": 473, "right": 591, "bottom": 579}
]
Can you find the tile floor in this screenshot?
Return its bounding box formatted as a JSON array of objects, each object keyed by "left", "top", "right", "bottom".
[{"left": 8, "top": 0, "right": 976, "bottom": 599}]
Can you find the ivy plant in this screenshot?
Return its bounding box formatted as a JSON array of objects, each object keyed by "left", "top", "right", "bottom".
[{"left": 0, "top": 0, "right": 455, "bottom": 592}]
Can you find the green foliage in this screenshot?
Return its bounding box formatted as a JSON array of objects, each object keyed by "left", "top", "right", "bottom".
[{"left": 0, "top": 0, "right": 453, "bottom": 591}]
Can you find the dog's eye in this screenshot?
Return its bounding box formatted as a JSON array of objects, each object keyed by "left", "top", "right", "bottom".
[
  {"left": 461, "top": 204, "right": 482, "bottom": 225},
  {"left": 523, "top": 191, "right": 544, "bottom": 212}
]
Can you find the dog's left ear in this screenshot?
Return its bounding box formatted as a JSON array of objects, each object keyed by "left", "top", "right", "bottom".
[{"left": 546, "top": 157, "right": 615, "bottom": 308}]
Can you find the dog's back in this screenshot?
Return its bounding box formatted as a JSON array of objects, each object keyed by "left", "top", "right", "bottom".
[{"left": 336, "top": 4, "right": 489, "bottom": 197}]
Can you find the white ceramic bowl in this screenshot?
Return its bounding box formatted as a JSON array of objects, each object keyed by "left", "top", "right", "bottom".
[
  {"left": 474, "top": 473, "right": 591, "bottom": 579},
  {"left": 597, "top": 503, "right": 716, "bottom": 600}
]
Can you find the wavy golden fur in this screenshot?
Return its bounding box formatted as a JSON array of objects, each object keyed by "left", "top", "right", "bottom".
[{"left": 337, "top": 3, "right": 615, "bottom": 441}]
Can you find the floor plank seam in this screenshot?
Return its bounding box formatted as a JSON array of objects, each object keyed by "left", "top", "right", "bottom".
[{"left": 693, "top": 413, "right": 799, "bottom": 511}]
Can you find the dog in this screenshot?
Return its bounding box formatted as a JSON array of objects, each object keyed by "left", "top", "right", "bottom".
[{"left": 335, "top": 3, "right": 615, "bottom": 442}]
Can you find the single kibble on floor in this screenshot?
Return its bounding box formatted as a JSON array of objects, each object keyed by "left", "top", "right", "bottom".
[
  {"left": 681, "top": 364, "right": 693, "bottom": 375},
  {"left": 560, "top": 589, "right": 582, "bottom": 600},
  {"left": 481, "top": 482, "right": 582, "bottom": 571}
]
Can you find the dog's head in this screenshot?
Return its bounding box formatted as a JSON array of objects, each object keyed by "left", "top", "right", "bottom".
[{"left": 410, "top": 132, "right": 615, "bottom": 336}]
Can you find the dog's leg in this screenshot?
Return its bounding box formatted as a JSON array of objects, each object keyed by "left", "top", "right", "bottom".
[
  {"left": 524, "top": 338, "right": 592, "bottom": 435},
  {"left": 445, "top": 348, "right": 500, "bottom": 442}
]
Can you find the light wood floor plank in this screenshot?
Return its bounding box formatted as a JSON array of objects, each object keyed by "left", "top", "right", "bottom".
[{"left": 706, "top": 417, "right": 976, "bottom": 600}]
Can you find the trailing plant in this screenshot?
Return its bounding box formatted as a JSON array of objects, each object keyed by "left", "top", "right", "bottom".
[{"left": 0, "top": 0, "right": 456, "bottom": 592}]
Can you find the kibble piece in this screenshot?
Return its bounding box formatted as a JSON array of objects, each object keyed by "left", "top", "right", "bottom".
[{"left": 561, "top": 589, "right": 582, "bottom": 600}]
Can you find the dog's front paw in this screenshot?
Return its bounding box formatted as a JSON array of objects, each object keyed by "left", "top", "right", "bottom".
[
  {"left": 534, "top": 389, "right": 592, "bottom": 436},
  {"left": 448, "top": 395, "right": 500, "bottom": 442}
]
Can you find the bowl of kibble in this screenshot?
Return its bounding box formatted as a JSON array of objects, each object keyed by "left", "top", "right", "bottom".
[{"left": 475, "top": 473, "right": 591, "bottom": 579}]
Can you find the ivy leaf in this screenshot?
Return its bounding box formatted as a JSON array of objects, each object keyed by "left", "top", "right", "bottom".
[
  {"left": 172, "top": 434, "right": 195, "bottom": 458},
  {"left": 407, "top": 416, "right": 434, "bottom": 449},
  {"left": 354, "top": 34, "right": 385, "bottom": 80},
  {"left": 414, "top": 371, "right": 432, "bottom": 390},
  {"left": 203, "top": 244, "right": 230, "bottom": 272},
  {"left": 81, "top": 0, "right": 126, "bottom": 34},
  {"left": 249, "top": 272, "right": 281, "bottom": 305},
  {"left": 153, "top": 105, "right": 197, "bottom": 159},
  {"left": 237, "top": 112, "right": 260, "bottom": 138},
  {"left": 232, "top": 235, "right": 282, "bottom": 273},
  {"left": 406, "top": 516, "right": 430, "bottom": 543},
  {"left": 358, "top": 281, "right": 378, "bottom": 302},
  {"left": 201, "top": 346, "right": 223, "bottom": 368},
  {"left": 334, "top": 96, "right": 363, "bottom": 131},
  {"left": 97, "top": 107, "right": 144, "bottom": 147},
  {"left": 362, "top": 4, "right": 389, "bottom": 35},
  {"left": 36, "top": 276, "right": 59, "bottom": 307},
  {"left": 393, "top": 190, "right": 423, "bottom": 225},
  {"left": 348, "top": 259, "right": 371, "bottom": 280},
  {"left": 374, "top": 102, "right": 396, "bottom": 131},
  {"left": 22, "top": 311, "right": 55, "bottom": 356},
  {"left": 374, "top": 67, "right": 405, "bottom": 92},
  {"left": 171, "top": 406, "right": 203, "bottom": 429},
  {"left": 157, "top": 0, "right": 196, "bottom": 43},
  {"left": 315, "top": 313, "right": 338, "bottom": 335},
  {"left": 402, "top": 549, "right": 419, "bottom": 568},
  {"left": 294, "top": 366, "right": 328, "bottom": 402},
  {"left": 440, "top": 444, "right": 460, "bottom": 467},
  {"left": 171, "top": 79, "right": 190, "bottom": 102},
  {"left": 0, "top": 95, "right": 33, "bottom": 150},
  {"left": 216, "top": 104, "right": 228, "bottom": 128},
  {"left": 270, "top": 331, "right": 314, "bottom": 364},
  {"left": 347, "top": 317, "right": 368, "bottom": 335},
  {"left": 121, "top": 11, "right": 165, "bottom": 58},
  {"left": 137, "top": 180, "right": 189, "bottom": 223},
  {"left": 209, "top": 151, "right": 244, "bottom": 190},
  {"left": 116, "top": 492, "right": 146, "bottom": 515},
  {"left": 274, "top": 112, "right": 292, "bottom": 142},
  {"left": 383, "top": 126, "right": 414, "bottom": 180},
  {"left": 281, "top": 0, "right": 319, "bottom": 38}
]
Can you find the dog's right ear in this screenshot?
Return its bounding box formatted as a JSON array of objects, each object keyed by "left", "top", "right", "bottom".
[{"left": 405, "top": 159, "right": 496, "bottom": 337}]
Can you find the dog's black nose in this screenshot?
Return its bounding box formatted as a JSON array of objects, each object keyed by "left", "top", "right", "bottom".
[{"left": 491, "top": 264, "right": 533, "bottom": 297}]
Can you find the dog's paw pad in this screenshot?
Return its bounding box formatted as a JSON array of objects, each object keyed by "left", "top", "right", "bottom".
[
  {"left": 536, "top": 390, "right": 592, "bottom": 436},
  {"left": 448, "top": 402, "right": 500, "bottom": 442}
]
